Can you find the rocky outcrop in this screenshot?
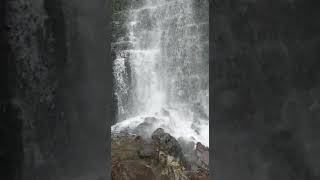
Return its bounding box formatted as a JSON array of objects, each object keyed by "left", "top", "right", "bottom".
[
  {"left": 152, "top": 128, "right": 188, "bottom": 168},
  {"left": 112, "top": 160, "right": 156, "bottom": 180},
  {"left": 132, "top": 117, "right": 162, "bottom": 137},
  {"left": 195, "top": 143, "right": 209, "bottom": 170},
  {"left": 111, "top": 128, "right": 209, "bottom": 180}
]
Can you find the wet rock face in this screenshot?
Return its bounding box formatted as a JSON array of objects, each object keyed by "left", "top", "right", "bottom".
[
  {"left": 112, "top": 129, "right": 209, "bottom": 180},
  {"left": 187, "top": 169, "right": 209, "bottom": 180},
  {"left": 112, "top": 160, "right": 156, "bottom": 180},
  {"left": 152, "top": 128, "right": 187, "bottom": 165},
  {"left": 213, "top": 0, "right": 320, "bottom": 179},
  {"left": 138, "top": 142, "right": 154, "bottom": 158},
  {"left": 4, "top": 0, "right": 68, "bottom": 178},
  {"left": 195, "top": 143, "right": 209, "bottom": 170},
  {"left": 132, "top": 117, "right": 161, "bottom": 137},
  {"left": 4, "top": 0, "right": 111, "bottom": 178},
  {"left": 0, "top": 1, "right": 23, "bottom": 179}
]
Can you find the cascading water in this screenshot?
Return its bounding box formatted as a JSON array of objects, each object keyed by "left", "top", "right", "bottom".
[{"left": 112, "top": 0, "right": 209, "bottom": 146}]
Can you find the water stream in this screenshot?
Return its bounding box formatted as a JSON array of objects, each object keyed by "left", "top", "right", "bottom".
[{"left": 112, "top": 0, "right": 209, "bottom": 146}]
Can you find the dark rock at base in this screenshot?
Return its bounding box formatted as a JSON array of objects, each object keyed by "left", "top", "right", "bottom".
[
  {"left": 132, "top": 116, "right": 161, "bottom": 137},
  {"left": 178, "top": 138, "right": 196, "bottom": 155},
  {"left": 151, "top": 128, "right": 165, "bottom": 137},
  {"left": 187, "top": 169, "right": 209, "bottom": 180},
  {"left": 111, "top": 130, "right": 209, "bottom": 180},
  {"left": 112, "top": 160, "right": 156, "bottom": 180},
  {"left": 195, "top": 143, "right": 209, "bottom": 169},
  {"left": 178, "top": 138, "right": 199, "bottom": 170},
  {"left": 152, "top": 128, "right": 188, "bottom": 166},
  {"left": 133, "top": 121, "right": 153, "bottom": 136},
  {"left": 138, "top": 142, "right": 154, "bottom": 158}
]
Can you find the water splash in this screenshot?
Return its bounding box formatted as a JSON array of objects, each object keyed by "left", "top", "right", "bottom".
[{"left": 112, "top": 0, "right": 209, "bottom": 146}]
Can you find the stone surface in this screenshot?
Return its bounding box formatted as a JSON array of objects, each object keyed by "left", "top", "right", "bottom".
[
  {"left": 112, "top": 160, "right": 156, "bottom": 180},
  {"left": 213, "top": 0, "right": 320, "bottom": 179},
  {"left": 152, "top": 128, "right": 187, "bottom": 166},
  {"left": 112, "top": 130, "right": 209, "bottom": 180},
  {"left": 2, "top": 0, "right": 111, "bottom": 178},
  {"left": 195, "top": 143, "right": 209, "bottom": 170}
]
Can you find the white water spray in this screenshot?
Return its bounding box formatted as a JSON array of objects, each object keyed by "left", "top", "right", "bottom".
[{"left": 112, "top": 0, "right": 209, "bottom": 146}]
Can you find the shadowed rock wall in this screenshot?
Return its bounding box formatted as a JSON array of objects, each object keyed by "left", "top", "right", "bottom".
[
  {"left": 2, "top": 0, "right": 111, "bottom": 179},
  {"left": 213, "top": 0, "right": 320, "bottom": 179}
]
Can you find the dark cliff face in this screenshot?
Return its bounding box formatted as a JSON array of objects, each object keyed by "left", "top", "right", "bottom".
[
  {"left": 4, "top": 0, "right": 69, "bottom": 178},
  {"left": 2, "top": 0, "right": 111, "bottom": 179},
  {"left": 212, "top": 0, "right": 320, "bottom": 179},
  {"left": 1, "top": 0, "right": 23, "bottom": 179}
]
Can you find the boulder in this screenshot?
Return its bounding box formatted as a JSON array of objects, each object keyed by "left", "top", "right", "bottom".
[
  {"left": 132, "top": 116, "right": 161, "bottom": 137},
  {"left": 133, "top": 121, "right": 153, "bottom": 136},
  {"left": 138, "top": 142, "right": 154, "bottom": 158},
  {"left": 111, "top": 130, "right": 210, "bottom": 180},
  {"left": 195, "top": 142, "right": 209, "bottom": 169},
  {"left": 152, "top": 128, "right": 188, "bottom": 167},
  {"left": 178, "top": 138, "right": 196, "bottom": 155}
]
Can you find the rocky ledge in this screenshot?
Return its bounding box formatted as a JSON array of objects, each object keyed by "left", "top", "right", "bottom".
[{"left": 111, "top": 128, "right": 209, "bottom": 180}]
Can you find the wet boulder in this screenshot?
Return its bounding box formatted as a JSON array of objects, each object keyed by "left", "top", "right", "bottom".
[
  {"left": 133, "top": 121, "right": 153, "bottom": 136},
  {"left": 111, "top": 129, "right": 210, "bottom": 180},
  {"left": 138, "top": 142, "right": 154, "bottom": 159},
  {"left": 132, "top": 116, "right": 161, "bottom": 137},
  {"left": 152, "top": 128, "right": 188, "bottom": 167},
  {"left": 195, "top": 142, "right": 209, "bottom": 170}
]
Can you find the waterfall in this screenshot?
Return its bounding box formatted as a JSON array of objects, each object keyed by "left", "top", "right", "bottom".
[{"left": 112, "top": 0, "right": 209, "bottom": 146}]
